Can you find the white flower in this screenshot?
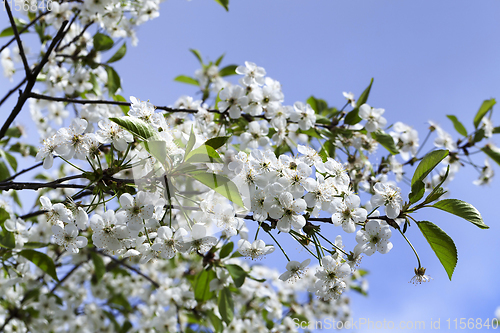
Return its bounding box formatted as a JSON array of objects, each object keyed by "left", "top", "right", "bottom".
[
  {"left": 355, "top": 220, "right": 393, "bottom": 256},
  {"left": 359, "top": 104, "right": 387, "bottom": 132},
  {"left": 330, "top": 195, "right": 367, "bottom": 233},
  {"left": 279, "top": 258, "right": 310, "bottom": 281},
  {"left": 473, "top": 158, "right": 494, "bottom": 186},
  {"left": 343, "top": 91, "right": 356, "bottom": 107},
  {"left": 235, "top": 61, "right": 266, "bottom": 86},
  {"left": 218, "top": 85, "right": 249, "bottom": 119},
  {"left": 268, "top": 192, "right": 306, "bottom": 233},
  {"left": 96, "top": 119, "right": 134, "bottom": 151},
  {"left": 54, "top": 118, "right": 94, "bottom": 160},
  {"left": 370, "top": 182, "right": 403, "bottom": 219},
  {"left": 237, "top": 239, "right": 274, "bottom": 260},
  {"left": 116, "top": 192, "right": 155, "bottom": 232},
  {"left": 90, "top": 210, "right": 129, "bottom": 251},
  {"left": 151, "top": 226, "right": 188, "bottom": 259},
  {"left": 180, "top": 223, "right": 217, "bottom": 253},
  {"left": 36, "top": 136, "right": 58, "bottom": 169},
  {"left": 290, "top": 102, "right": 316, "bottom": 131},
  {"left": 40, "top": 196, "right": 73, "bottom": 224},
  {"left": 51, "top": 224, "right": 88, "bottom": 253}
]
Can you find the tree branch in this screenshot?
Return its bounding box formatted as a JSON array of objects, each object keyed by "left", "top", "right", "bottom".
[
  {"left": 0, "top": 77, "right": 27, "bottom": 108},
  {"left": 0, "top": 20, "right": 69, "bottom": 141},
  {"left": 4, "top": 0, "right": 32, "bottom": 78},
  {"left": 0, "top": 174, "right": 87, "bottom": 191},
  {"left": 92, "top": 249, "right": 160, "bottom": 288},
  {"left": 2, "top": 161, "right": 44, "bottom": 182},
  {"left": 0, "top": 11, "right": 48, "bottom": 54}
]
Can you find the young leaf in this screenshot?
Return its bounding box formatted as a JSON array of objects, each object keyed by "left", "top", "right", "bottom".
[
  {"left": 90, "top": 252, "right": 106, "bottom": 284},
  {"left": 371, "top": 131, "right": 399, "bottom": 155},
  {"left": 416, "top": 221, "right": 457, "bottom": 280},
  {"left": 110, "top": 116, "right": 159, "bottom": 141},
  {"left": 473, "top": 98, "right": 496, "bottom": 129},
  {"left": 411, "top": 149, "right": 449, "bottom": 187},
  {"left": 218, "top": 287, "right": 234, "bottom": 324},
  {"left": 207, "top": 310, "right": 223, "bottom": 333},
  {"left": 481, "top": 144, "right": 500, "bottom": 166},
  {"left": 306, "top": 96, "right": 328, "bottom": 114},
  {"left": 215, "top": 54, "right": 225, "bottom": 66},
  {"left": 204, "top": 136, "right": 230, "bottom": 150},
  {"left": 0, "top": 229, "right": 15, "bottom": 248},
  {"left": 184, "top": 145, "right": 221, "bottom": 163},
  {"left": 174, "top": 75, "right": 199, "bottom": 86},
  {"left": 344, "top": 78, "right": 373, "bottom": 125},
  {"left": 107, "top": 43, "right": 127, "bottom": 63},
  {"left": 214, "top": 0, "right": 229, "bottom": 11},
  {"left": 185, "top": 127, "right": 196, "bottom": 156},
  {"left": 219, "top": 242, "right": 234, "bottom": 259},
  {"left": 105, "top": 66, "right": 121, "bottom": 96},
  {"left": 0, "top": 160, "right": 11, "bottom": 181},
  {"left": 0, "top": 25, "right": 28, "bottom": 38},
  {"left": 189, "top": 49, "right": 204, "bottom": 64},
  {"left": 218, "top": 65, "right": 237, "bottom": 77},
  {"left": 408, "top": 180, "right": 425, "bottom": 204},
  {"left": 225, "top": 264, "right": 247, "bottom": 287},
  {"left": 112, "top": 95, "right": 129, "bottom": 114},
  {"left": 93, "top": 33, "right": 114, "bottom": 52},
  {"left": 188, "top": 171, "right": 245, "bottom": 207},
  {"left": 19, "top": 249, "right": 59, "bottom": 281},
  {"left": 431, "top": 199, "right": 488, "bottom": 229},
  {"left": 194, "top": 269, "right": 216, "bottom": 302},
  {"left": 446, "top": 115, "right": 467, "bottom": 136}
]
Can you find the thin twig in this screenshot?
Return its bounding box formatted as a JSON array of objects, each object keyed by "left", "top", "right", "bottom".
[
  {"left": 0, "top": 77, "right": 27, "bottom": 108},
  {"left": 2, "top": 162, "right": 44, "bottom": 182},
  {"left": 93, "top": 249, "right": 160, "bottom": 288},
  {"left": 0, "top": 20, "right": 69, "bottom": 141},
  {"left": 0, "top": 11, "right": 48, "bottom": 54},
  {"left": 4, "top": 0, "right": 32, "bottom": 78}
]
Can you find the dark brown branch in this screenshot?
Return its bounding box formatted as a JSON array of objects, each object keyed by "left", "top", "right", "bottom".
[
  {"left": 4, "top": 0, "right": 32, "bottom": 78},
  {"left": 0, "top": 77, "right": 27, "bottom": 108},
  {"left": 0, "top": 20, "right": 69, "bottom": 141},
  {"left": 0, "top": 174, "right": 87, "bottom": 191},
  {"left": 0, "top": 11, "right": 48, "bottom": 54},
  {"left": 56, "top": 20, "right": 92, "bottom": 53},
  {"left": 1, "top": 162, "right": 43, "bottom": 182}
]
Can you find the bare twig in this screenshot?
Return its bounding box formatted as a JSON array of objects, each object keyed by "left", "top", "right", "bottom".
[
  {"left": 92, "top": 249, "right": 160, "bottom": 288},
  {"left": 0, "top": 20, "right": 69, "bottom": 141},
  {"left": 4, "top": 0, "right": 32, "bottom": 78},
  {"left": 1, "top": 162, "right": 44, "bottom": 182},
  {"left": 0, "top": 77, "right": 27, "bottom": 108}
]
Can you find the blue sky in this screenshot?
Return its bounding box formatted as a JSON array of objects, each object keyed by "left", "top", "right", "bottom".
[{"left": 1, "top": 1, "right": 500, "bottom": 331}]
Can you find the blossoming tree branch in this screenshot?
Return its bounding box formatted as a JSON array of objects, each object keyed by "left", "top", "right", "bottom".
[{"left": 0, "top": 0, "right": 497, "bottom": 331}]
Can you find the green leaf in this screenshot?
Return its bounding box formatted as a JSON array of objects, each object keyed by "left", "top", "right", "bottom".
[
  {"left": 416, "top": 221, "right": 457, "bottom": 280},
  {"left": 218, "top": 65, "right": 237, "bottom": 77},
  {"left": 107, "top": 43, "right": 127, "bottom": 63},
  {"left": 446, "top": 115, "right": 467, "bottom": 136},
  {"left": 184, "top": 144, "right": 221, "bottom": 163},
  {"left": 93, "top": 33, "right": 114, "bottom": 52},
  {"left": 411, "top": 149, "right": 449, "bottom": 187},
  {"left": 19, "top": 250, "right": 58, "bottom": 281},
  {"left": 143, "top": 140, "right": 167, "bottom": 165},
  {"left": 408, "top": 180, "right": 425, "bottom": 204},
  {"left": 431, "top": 199, "right": 488, "bottom": 229},
  {"left": 318, "top": 139, "right": 336, "bottom": 162},
  {"left": 472, "top": 128, "right": 486, "bottom": 143},
  {"left": 5, "top": 127, "right": 22, "bottom": 138},
  {"left": 0, "top": 160, "right": 10, "bottom": 181},
  {"left": 422, "top": 166, "right": 449, "bottom": 205},
  {"left": 185, "top": 127, "right": 196, "bottom": 156},
  {"left": 218, "top": 287, "right": 234, "bottom": 324},
  {"left": 194, "top": 269, "right": 216, "bottom": 302},
  {"left": 90, "top": 252, "right": 106, "bottom": 284},
  {"left": 225, "top": 264, "right": 247, "bottom": 287},
  {"left": 189, "top": 49, "right": 203, "bottom": 64},
  {"left": 108, "top": 294, "right": 132, "bottom": 312},
  {"left": 188, "top": 171, "right": 245, "bottom": 208},
  {"left": 371, "top": 131, "right": 399, "bottom": 155},
  {"left": 204, "top": 136, "right": 230, "bottom": 150},
  {"left": 344, "top": 78, "right": 373, "bottom": 125},
  {"left": 207, "top": 310, "right": 223, "bottom": 333},
  {"left": 214, "top": 0, "right": 229, "bottom": 11},
  {"left": 110, "top": 116, "right": 159, "bottom": 141},
  {"left": 3, "top": 151, "right": 17, "bottom": 172},
  {"left": 215, "top": 54, "right": 225, "bottom": 66},
  {"left": 219, "top": 242, "right": 234, "bottom": 259},
  {"left": 473, "top": 98, "right": 496, "bottom": 129},
  {"left": 112, "top": 95, "right": 129, "bottom": 115},
  {"left": 174, "top": 75, "right": 199, "bottom": 86},
  {"left": 22, "top": 242, "right": 49, "bottom": 249},
  {"left": 306, "top": 96, "right": 328, "bottom": 114},
  {"left": 0, "top": 25, "right": 28, "bottom": 38},
  {"left": 493, "top": 126, "right": 500, "bottom": 134},
  {"left": 0, "top": 208, "right": 10, "bottom": 224},
  {"left": 105, "top": 66, "right": 121, "bottom": 96},
  {"left": 481, "top": 144, "right": 500, "bottom": 166}
]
